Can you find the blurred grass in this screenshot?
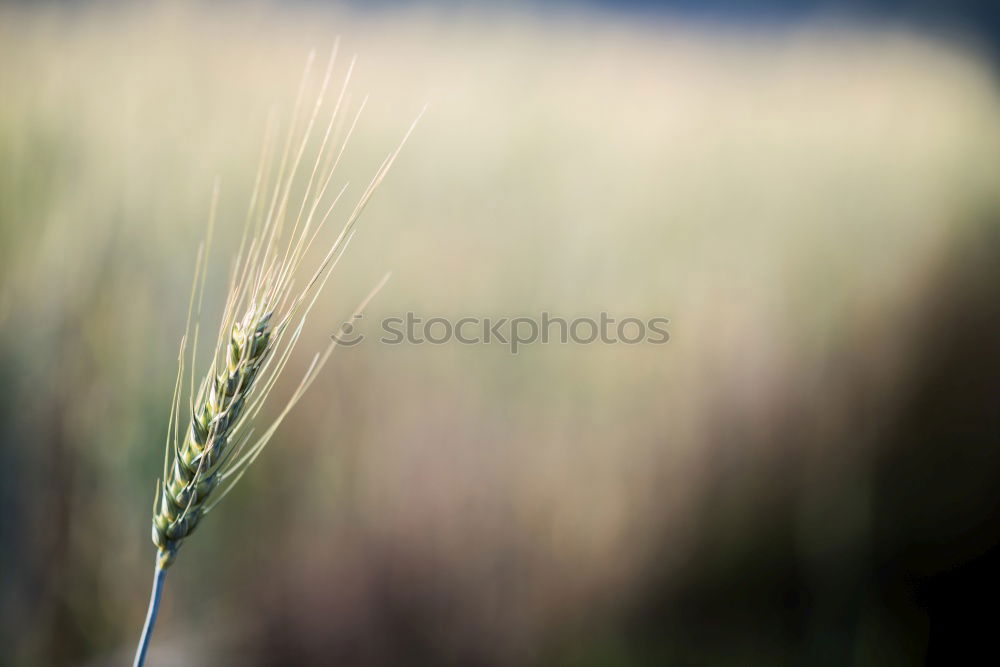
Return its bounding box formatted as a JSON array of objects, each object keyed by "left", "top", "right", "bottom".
[{"left": 0, "top": 2, "right": 998, "bottom": 665}]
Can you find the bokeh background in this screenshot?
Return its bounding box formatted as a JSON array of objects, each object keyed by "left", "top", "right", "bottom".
[{"left": 1, "top": 1, "right": 998, "bottom": 665}]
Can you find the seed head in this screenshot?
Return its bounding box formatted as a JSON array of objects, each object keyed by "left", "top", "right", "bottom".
[{"left": 149, "top": 45, "right": 422, "bottom": 569}]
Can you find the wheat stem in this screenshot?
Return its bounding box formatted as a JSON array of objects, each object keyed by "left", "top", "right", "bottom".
[
  {"left": 133, "top": 561, "right": 166, "bottom": 667},
  {"left": 132, "top": 46, "right": 421, "bottom": 664}
]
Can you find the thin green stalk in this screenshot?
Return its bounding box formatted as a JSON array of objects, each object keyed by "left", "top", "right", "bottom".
[{"left": 133, "top": 562, "right": 167, "bottom": 667}]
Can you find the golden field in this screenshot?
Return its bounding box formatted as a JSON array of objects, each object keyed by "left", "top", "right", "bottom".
[{"left": 0, "top": 2, "right": 998, "bottom": 665}]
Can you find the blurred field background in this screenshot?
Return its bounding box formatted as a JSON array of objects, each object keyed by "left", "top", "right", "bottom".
[{"left": 1, "top": 1, "right": 998, "bottom": 665}]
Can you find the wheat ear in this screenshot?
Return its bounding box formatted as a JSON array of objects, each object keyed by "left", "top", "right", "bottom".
[{"left": 133, "top": 46, "right": 422, "bottom": 666}]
